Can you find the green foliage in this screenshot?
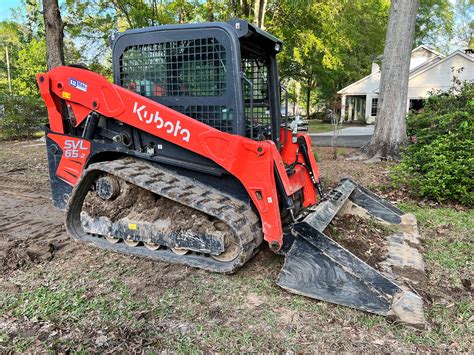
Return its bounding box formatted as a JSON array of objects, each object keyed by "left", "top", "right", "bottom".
[
  {"left": 273, "top": 0, "right": 389, "bottom": 114},
  {"left": 415, "top": 0, "right": 453, "bottom": 50},
  {"left": 12, "top": 38, "right": 46, "bottom": 96},
  {"left": 0, "top": 95, "right": 47, "bottom": 138},
  {"left": 399, "top": 201, "right": 473, "bottom": 272},
  {"left": 391, "top": 80, "right": 474, "bottom": 206}
]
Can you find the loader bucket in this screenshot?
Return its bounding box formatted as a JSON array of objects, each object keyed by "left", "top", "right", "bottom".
[{"left": 277, "top": 179, "right": 425, "bottom": 327}]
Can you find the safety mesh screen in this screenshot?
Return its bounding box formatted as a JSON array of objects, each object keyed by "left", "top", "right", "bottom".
[
  {"left": 242, "top": 57, "right": 271, "bottom": 136},
  {"left": 169, "top": 105, "right": 233, "bottom": 133},
  {"left": 120, "top": 38, "right": 227, "bottom": 97}
]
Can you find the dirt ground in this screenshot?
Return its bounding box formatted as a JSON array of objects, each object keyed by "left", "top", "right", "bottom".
[{"left": 0, "top": 140, "right": 472, "bottom": 352}]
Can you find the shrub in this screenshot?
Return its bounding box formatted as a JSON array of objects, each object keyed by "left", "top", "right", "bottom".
[
  {"left": 391, "top": 80, "right": 473, "bottom": 206},
  {"left": 310, "top": 111, "right": 326, "bottom": 121},
  {"left": 0, "top": 95, "right": 47, "bottom": 139}
]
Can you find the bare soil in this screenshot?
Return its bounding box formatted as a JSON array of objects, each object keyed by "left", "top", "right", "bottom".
[
  {"left": 83, "top": 178, "right": 226, "bottom": 235},
  {"left": 0, "top": 140, "right": 472, "bottom": 352},
  {"left": 325, "top": 215, "right": 388, "bottom": 269}
]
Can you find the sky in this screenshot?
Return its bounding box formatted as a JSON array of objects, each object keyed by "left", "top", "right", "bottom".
[{"left": 0, "top": 0, "right": 20, "bottom": 22}]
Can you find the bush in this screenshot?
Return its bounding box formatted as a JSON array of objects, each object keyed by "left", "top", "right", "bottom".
[
  {"left": 309, "top": 111, "right": 326, "bottom": 121},
  {"left": 391, "top": 80, "right": 474, "bottom": 206},
  {"left": 0, "top": 95, "right": 47, "bottom": 139}
]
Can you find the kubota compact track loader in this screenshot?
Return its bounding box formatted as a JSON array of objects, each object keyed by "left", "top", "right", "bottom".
[{"left": 37, "top": 20, "right": 424, "bottom": 326}]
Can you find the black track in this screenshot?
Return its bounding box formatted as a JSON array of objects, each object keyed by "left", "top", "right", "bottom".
[{"left": 65, "top": 157, "right": 263, "bottom": 273}]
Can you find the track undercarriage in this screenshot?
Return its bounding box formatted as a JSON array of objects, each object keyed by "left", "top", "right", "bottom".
[{"left": 66, "top": 157, "right": 263, "bottom": 273}]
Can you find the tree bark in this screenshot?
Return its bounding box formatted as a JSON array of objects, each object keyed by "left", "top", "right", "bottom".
[
  {"left": 240, "top": 0, "right": 250, "bottom": 18},
  {"left": 362, "top": 0, "right": 419, "bottom": 159},
  {"left": 253, "top": 0, "right": 268, "bottom": 28},
  {"left": 43, "top": 0, "right": 65, "bottom": 70},
  {"left": 306, "top": 86, "right": 311, "bottom": 119},
  {"left": 230, "top": 0, "right": 239, "bottom": 17}
]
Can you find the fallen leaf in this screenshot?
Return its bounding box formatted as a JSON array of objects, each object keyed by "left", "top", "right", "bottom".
[{"left": 95, "top": 335, "right": 108, "bottom": 346}]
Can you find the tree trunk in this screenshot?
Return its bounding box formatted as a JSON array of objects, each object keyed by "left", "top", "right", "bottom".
[
  {"left": 230, "top": 0, "right": 239, "bottom": 17},
  {"left": 306, "top": 86, "right": 311, "bottom": 119},
  {"left": 253, "top": 0, "right": 268, "bottom": 28},
  {"left": 43, "top": 0, "right": 65, "bottom": 70},
  {"left": 362, "top": 0, "right": 419, "bottom": 159},
  {"left": 240, "top": 0, "right": 250, "bottom": 18}
]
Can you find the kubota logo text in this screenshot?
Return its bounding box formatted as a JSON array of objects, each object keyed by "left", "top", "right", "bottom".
[
  {"left": 64, "top": 139, "right": 88, "bottom": 158},
  {"left": 133, "top": 102, "right": 191, "bottom": 142}
]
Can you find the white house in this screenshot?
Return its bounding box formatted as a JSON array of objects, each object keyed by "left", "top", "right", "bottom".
[{"left": 337, "top": 45, "right": 474, "bottom": 124}]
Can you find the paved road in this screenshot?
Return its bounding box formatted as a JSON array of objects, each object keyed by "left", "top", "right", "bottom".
[{"left": 310, "top": 126, "right": 374, "bottom": 148}]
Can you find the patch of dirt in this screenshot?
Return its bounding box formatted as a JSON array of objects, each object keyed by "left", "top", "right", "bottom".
[
  {"left": 276, "top": 308, "right": 299, "bottom": 324},
  {"left": 316, "top": 147, "right": 392, "bottom": 189},
  {"left": 0, "top": 179, "right": 69, "bottom": 274},
  {"left": 245, "top": 292, "right": 266, "bottom": 308},
  {"left": 323, "top": 213, "right": 429, "bottom": 322},
  {"left": 391, "top": 265, "right": 427, "bottom": 286},
  {"left": 316, "top": 147, "right": 420, "bottom": 205},
  {"left": 0, "top": 240, "right": 56, "bottom": 272},
  {"left": 324, "top": 215, "right": 387, "bottom": 269}
]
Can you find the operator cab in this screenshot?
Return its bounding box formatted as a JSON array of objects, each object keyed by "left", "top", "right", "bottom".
[{"left": 112, "top": 19, "right": 283, "bottom": 146}]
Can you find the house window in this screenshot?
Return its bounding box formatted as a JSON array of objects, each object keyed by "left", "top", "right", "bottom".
[{"left": 371, "top": 98, "right": 378, "bottom": 116}]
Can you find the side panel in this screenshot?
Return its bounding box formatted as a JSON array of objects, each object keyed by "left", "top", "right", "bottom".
[{"left": 45, "top": 132, "right": 74, "bottom": 208}]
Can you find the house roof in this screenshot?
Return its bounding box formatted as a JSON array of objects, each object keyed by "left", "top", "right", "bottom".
[
  {"left": 337, "top": 69, "right": 380, "bottom": 95},
  {"left": 409, "top": 55, "right": 443, "bottom": 76},
  {"left": 337, "top": 45, "right": 445, "bottom": 95},
  {"left": 411, "top": 44, "right": 444, "bottom": 58},
  {"left": 408, "top": 50, "right": 473, "bottom": 81}
]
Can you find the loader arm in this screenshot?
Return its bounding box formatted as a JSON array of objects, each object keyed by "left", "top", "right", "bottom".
[{"left": 36, "top": 66, "right": 319, "bottom": 250}]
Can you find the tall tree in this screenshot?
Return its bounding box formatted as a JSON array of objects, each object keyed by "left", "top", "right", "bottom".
[
  {"left": 274, "top": 0, "right": 389, "bottom": 116},
  {"left": 415, "top": 0, "right": 453, "bottom": 51},
  {"left": 450, "top": 0, "right": 473, "bottom": 49},
  {"left": 253, "top": 0, "right": 268, "bottom": 28},
  {"left": 363, "top": 0, "right": 420, "bottom": 159},
  {"left": 43, "top": 0, "right": 64, "bottom": 69}
]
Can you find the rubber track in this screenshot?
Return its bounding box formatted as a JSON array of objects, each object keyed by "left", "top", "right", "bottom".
[{"left": 66, "top": 157, "right": 263, "bottom": 273}]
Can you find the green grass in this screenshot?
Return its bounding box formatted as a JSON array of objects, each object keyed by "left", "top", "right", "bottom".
[
  {"left": 393, "top": 201, "right": 473, "bottom": 349},
  {"left": 397, "top": 202, "right": 473, "bottom": 271},
  {"left": 397, "top": 202, "right": 474, "bottom": 230},
  {"left": 307, "top": 120, "right": 334, "bottom": 133},
  {"left": 396, "top": 299, "right": 473, "bottom": 348},
  {"left": 0, "top": 130, "right": 44, "bottom": 141},
  {"left": 0, "top": 282, "right": 146, "bottom": 325},
  {"left": 307, "top": 119, "right": 369, "bottom": 133},
  {"left": 11, "top": 336, "right": 36, "bottom": 353}
]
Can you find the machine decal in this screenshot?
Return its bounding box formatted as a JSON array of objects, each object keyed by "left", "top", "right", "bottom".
[
  {"left": 47, "top": 133, "right": 91, "bottom": 186},
  {"left": 69, "top": 78, "right": 88, "bottom": 92},
  {"left": 64, "top": 139, "right": 89, "bottom": 158},
  {"left": 133, "top": 101, "right": 191, "bottom": 142}
]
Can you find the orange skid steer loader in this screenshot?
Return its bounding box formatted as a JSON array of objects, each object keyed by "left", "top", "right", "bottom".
[{"left": 37, "top": 20, "right": 424, "bottom": 326}]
